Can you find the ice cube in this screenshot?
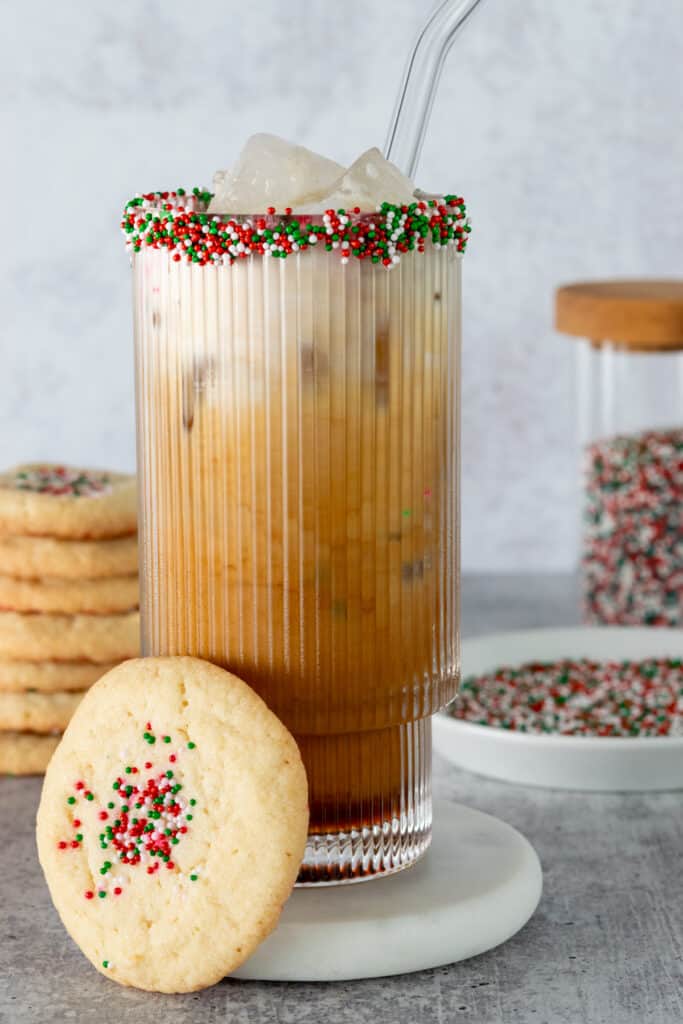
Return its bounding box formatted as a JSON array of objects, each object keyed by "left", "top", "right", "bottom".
[
  {"left": 294, "top": 148, "right": 415, "bottom": 214},
  {"left": 208, "top": 134, "right": 344, "bottom": 215}
]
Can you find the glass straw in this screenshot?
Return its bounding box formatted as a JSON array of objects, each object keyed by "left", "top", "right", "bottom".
[{"left": 384, "top": 0, "right": 487, "bottom": 179}]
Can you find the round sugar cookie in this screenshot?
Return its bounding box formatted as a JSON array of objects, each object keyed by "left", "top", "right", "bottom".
[
  {"left": 0, "top": 533, "right": 138, "bottom": 581},
  {"left": 0, "top": 464, "right": 136, "bottom": 539},
  {"left": 36, "top": 656, "right": 309, "bottom": 993},
  {"left": 0, "top": 691, "right": 83, "bottom": 732},
  {"left": 0, "top": 574, "right": 138, "bottom": 614},
  {"left": 0, "top": 611, "right": 139, "bottom": 663},
  {"left": 0, "top": 659, "right": 117, "bottom": 693},
  {"left": 0, "top": 732, "right": 60, "bottom": 774}
]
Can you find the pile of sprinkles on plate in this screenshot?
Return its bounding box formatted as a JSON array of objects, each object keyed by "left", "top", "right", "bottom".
[
  {"left": 449, "top": 658, "right": 683, "bottom": 737},
  {"left": 582, "top": 427, "right": 683, "bottom": 627}
]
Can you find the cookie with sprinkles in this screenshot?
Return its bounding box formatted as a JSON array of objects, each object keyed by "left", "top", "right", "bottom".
[
  {"left": 0, "top": 464, "right": 136, "bottom": 539},
  {"left": 36, "top": 656, "right": 309, "bottom": 992}
]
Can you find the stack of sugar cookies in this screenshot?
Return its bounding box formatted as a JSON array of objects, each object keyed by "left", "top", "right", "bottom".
[{"left": 0, "top": 464, "right": 140, "bottom": 775}]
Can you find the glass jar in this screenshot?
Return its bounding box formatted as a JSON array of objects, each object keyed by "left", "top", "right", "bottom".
[{"left": 556, "top": 281, "right": 683, "bottom": 626}]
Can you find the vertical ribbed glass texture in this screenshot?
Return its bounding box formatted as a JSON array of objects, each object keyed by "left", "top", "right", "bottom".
[{"left": 133, "top": 244, "right": 461, "bottom": 883}]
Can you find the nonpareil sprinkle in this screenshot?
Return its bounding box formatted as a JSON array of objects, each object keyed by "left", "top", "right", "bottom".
[
  {"left": 56, "top": 724, "right": 199, "bottom": 901},
  {"left": 448, "top": 658, "right": 683, "bottom": 737},
  {"left": 583, "top": 428, "right": 683, "bottom": 627},
  {"left": 121, "top": 192, "right": 471, "bottom": 268}
]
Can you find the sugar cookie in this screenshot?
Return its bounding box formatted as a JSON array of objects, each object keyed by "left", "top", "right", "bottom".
[
  {"left": 0, "top": 611, "right": 139, "bottom": 662},
  {"left": 0, "top": 465, "right": 136, "bottom": 539},
  {"left": 0, "top": 731, "right": 60, "bottom": 774},
  {"left": 37, "top": 656, "right": 308, "bottom": 992},
  {"left": 0, "top": 533, "right": 138, "bottom": 580},
  {"left": 0, "top": 690, "right": 83, "bottom": 732},
  {"left": 0, "top": 659, "right": 116, "bottom": 693},
  {"left": 0, "top": 574, "right": 138, "bottom": 614}
]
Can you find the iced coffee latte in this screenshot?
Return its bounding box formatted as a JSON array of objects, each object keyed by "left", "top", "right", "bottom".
[{"left": 125, "top": 135, "right": 469, "bottom": 882}]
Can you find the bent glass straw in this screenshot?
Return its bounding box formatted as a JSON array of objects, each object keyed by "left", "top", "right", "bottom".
[{"left": 384, "top": 0, "right": 487, "bottom": 179}]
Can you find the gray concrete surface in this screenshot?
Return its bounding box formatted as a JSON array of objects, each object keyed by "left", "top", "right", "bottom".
[{"left": 2, "top": 574, "right": 682, "bottom": 1024}]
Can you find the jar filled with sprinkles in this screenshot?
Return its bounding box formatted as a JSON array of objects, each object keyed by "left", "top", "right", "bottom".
[{"left": 556, "top": 281, "right": 683, "bottom": 626}]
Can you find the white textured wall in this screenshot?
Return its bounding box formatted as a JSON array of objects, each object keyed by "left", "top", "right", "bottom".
[{"left": 1, "top": 0, "right": 681, "bottom": 570}]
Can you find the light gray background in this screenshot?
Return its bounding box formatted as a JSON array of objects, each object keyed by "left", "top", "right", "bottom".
[{"left": 1, "top": 0, "right": 681, "bottom": 570}]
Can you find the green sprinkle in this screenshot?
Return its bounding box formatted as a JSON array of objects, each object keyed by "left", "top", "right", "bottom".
[
  {"left": 187, "top": 742, "right": 196, "bottom": 750},
  {"left": 189, "top": 874, "right": 198, "bottom": 882},
  {"left": 86, "top": 793, "right": 94, "bottom": 801},
  {"left": 67, "top": 796, "right": 76, "bottom": 805}
]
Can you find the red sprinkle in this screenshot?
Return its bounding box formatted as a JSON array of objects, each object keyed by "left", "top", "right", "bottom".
[
  {"left": 583, "top": 428, "right": 682, "bottom": 626},
  {"left": 450, "top": 657, "right": 683, "bottom": 737}
]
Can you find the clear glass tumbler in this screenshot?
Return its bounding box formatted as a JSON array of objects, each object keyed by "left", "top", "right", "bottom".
[{"left": 132, "top": 204, "right": 462, "bottom": 883}]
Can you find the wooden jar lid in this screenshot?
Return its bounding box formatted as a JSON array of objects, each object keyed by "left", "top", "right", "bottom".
[{"left": 555, "top": 280, "right": 683, "bottom": 352}]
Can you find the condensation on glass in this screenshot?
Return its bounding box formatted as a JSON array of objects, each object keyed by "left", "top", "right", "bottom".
[{"left": 133, "top": 240, "right": 461, "bottom": 883}]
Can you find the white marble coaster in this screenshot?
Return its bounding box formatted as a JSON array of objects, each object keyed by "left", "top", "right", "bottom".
[{"left": 232, "top": 801, "right": 542, "bottom": 982}]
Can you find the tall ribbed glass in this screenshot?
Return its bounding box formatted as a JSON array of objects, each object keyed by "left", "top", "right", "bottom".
[{"left": 133, "top": 239, "right": 461, "bottom": 883}]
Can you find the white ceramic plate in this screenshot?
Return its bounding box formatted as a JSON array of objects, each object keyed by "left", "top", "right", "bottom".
[{"left": 433, "top": 627, "right": 683, "bottom": 792}]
